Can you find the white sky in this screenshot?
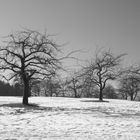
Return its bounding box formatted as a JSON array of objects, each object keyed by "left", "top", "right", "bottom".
[{"left": 0, "top": 0, "right": 139, "bottom": 70}]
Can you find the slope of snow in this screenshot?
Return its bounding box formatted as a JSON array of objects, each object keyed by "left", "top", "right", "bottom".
[{"left": 0, "top": 97, "right": 140, "bottom": 140}]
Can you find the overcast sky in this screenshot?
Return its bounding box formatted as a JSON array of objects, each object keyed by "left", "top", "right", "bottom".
[{"left": 0, "top": 0, "right": 139, "bottom": 69}]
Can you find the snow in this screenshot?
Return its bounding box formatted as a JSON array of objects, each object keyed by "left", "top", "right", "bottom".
[{"left": 0, "top": 97, "right": 140, "bottom": 139}]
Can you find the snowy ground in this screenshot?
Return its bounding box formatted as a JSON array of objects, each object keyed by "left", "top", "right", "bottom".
[{"left": 0, "top": 97, "right": 140, "bottom": 140}]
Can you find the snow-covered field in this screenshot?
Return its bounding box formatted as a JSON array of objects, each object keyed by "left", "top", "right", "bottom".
[{"left": 0, "top": 97, "right": 140, "bottom": 140}]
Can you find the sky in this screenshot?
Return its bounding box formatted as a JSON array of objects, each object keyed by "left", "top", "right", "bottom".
[{"left": 0, "top": 0, "right": 139, "bottom": 70}]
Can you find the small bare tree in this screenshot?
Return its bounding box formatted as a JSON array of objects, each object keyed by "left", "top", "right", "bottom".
[
  {"left": 83, "top": 50, "right": 125, "bottom": 101},
  {"left": 0, "top": 29, "right": 62, "bottom": 105},
  {"left": 65, "top": 72, "right": 82, "bottom": 98},
  {"left": 118, "top": 67, "right": 140, "bottom": 101},
  {"left": 41, "top": 77, "right": 61, "bottom": 97},
  {"left": 119, "top": 75, "right": 140, "bottom": 101}
]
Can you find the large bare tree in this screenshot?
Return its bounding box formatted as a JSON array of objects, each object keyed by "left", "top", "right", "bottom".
[
  {"left": 0, "top": 29, "right": 62, "bottom": 105},
  {"left": 83, "top": 50, "right": 125, "bottom": 101}
]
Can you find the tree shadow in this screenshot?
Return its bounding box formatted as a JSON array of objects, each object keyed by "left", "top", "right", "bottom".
[
  {"left": 80, "top": 99, "right": 109, "bottom": 103},
  {"left": 0, "top": 102, "right": 140, "bottom": 118},
  {"left": 0, "top": 103, "right": 39, "bottom": 108},
  {"left": 0, "top": 103, "right": 67, "bottom": 115}
]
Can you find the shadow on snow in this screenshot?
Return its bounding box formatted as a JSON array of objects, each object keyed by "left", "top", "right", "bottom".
[
  {"left": 0, "top": 103, "right": 66, "bottom": 114},
  {"left": 0, "top": 101, "right": 140, "bottom": 117},
  {"left": 80, "top": 99, "right": 109, "bottom": 103}
]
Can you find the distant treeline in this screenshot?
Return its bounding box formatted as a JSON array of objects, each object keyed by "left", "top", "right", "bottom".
[{"left": 0, "top": 81, "right": 22, "bottom": 96}]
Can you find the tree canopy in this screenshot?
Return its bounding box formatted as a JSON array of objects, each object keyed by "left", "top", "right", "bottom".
[
  {"left": 0, "top": 29, "right": 62, "bottom": 104},
  {"left": 83, "top": 50, "right": 125, "bottom": 101}
]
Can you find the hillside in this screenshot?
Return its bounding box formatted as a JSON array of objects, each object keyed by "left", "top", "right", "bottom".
[{"left": 0, "top": 97, "right": 140, "bottom": 139}]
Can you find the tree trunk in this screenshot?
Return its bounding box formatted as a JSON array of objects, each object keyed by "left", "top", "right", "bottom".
[
  {"left": 23, "top": 79, "right": 29, "bottom": 105},
  {"left": 62, "top": 90, "right": 65, "bottom": 97},
  {"left": 74, "top": 88, "right": 78, "bottom": 98},
  {"left": 130, "top": 94, "right": 133, "bottom": 101},
  {"left": 134, "top": 92, "right": 138, "bottom": 101},
  {"left": 99, "top": 88, "right": 103, "bottom": 101},
  {"left": 125, "top": 93, "right": 128, "bottom": 100}
]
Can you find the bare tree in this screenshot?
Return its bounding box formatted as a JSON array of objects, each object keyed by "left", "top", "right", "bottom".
[
  {"left": 30, "top": 80, "right": 41, "bottom": 96},
  {"left": 83, "top": 50, "right": 125, "bottom": 101},
  {"left": 65, "top": 72, "right": 83, "bottom": 98},
  {"left": 41, "top": 77, "right": 61, "bottom": 97},
  {"left": 118, "top": 87, "right": 128, "bottom": 100},
  {"left": 128, "top": 65, "right": 140, "bottom": 82},
  {"left": 103, "top": 84, "right": 118, "bottom": 99},
  {"left": 118, "top": 69, "right": 140, "bottom": 101},
  {"left": 58, "top": 79, "right": 70, "bottom": 97},
  {"left": 0, "top": 29, "right": 62, "bottom": 105},
  {"left": 81, "top": 74, "right": 96, "bottom": 98}
]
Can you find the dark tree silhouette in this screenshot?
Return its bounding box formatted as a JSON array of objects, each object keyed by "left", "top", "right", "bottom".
[
  {"left": 66, "top": 75, "right": 82, "bottom": 98},
  {"left": 0, "top": 80, "right": 22, "bottom": 96},
  {"left": 0, "top": 29, "right": 62, "bottom": 105},
  {"left": 118, "top": 71, "right": 140, "bottom": 101},
  {"left": 103, "top": 84, "right": 118, "bottom": 99},
  {"left": 83, "top": 50, "right": 124, "bottom": 101},
  {"left": 42, "top": 77, "right": 62, "bottom": 97}
]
